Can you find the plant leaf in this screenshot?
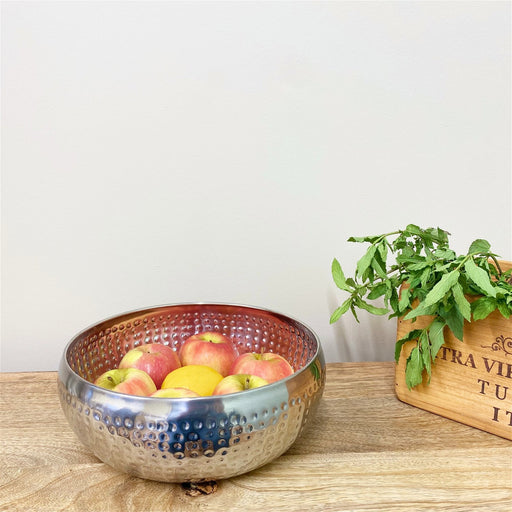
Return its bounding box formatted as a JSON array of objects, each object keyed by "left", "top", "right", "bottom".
[
  {"left": 433, "top": 248, "right": 456, "bottom": 260},
  {"left": 439, "top": 304, "right": 464, "bottom": 341},
  {"left": 464, "top": 258, "right": 496, "bottom": 297},
  {"left": 348, "top": 235, "right": 381, "bottom": 244},
  {"left": 395, "top": 329, "right": 423, "bottom": 362},
  {"left": 468, "top": 239, "right": 491, "bottom": 254},
  {"left": 471, "top": 297, "right": 497, "bottom": 320},
  {"left": 389, "top": 287, "right": 399, "bottom": 315},
  {"left": 403, "top": 300, "right": 436, "bottom": 320},
  {"left": 398, "top": 287, "right": 411, "bottom": 313},
  {"left": 420, "top": 331, "right": 431, "bottom": 377},
  {"left": 329, "top": 298, "right": 352, "bottom": 324},
  {"left": 367, "top": 282, "right": 388, "bottom": 300},
  {"left": 423, "top": 270, "right": 460, "bottom": 307},
  {"left": 420, "top": 267, "right": 431, "bottom": 289},
  {"left": 371, "top": 253, "right": 387, "bottom": 279},
  {"left": 405, "top": 224, "right": 423, "bottom": 237},
  {"left": 405, "top": 346, "right": 424, "bottom": 390},
  {"left": 354, "top": 297, "right": 388, "bottom": 316},
  {"left": 378, "top": 241, "right": 388, "bottom": 265},
  {"left": 497, "top": 300, "right": 511, "bottom": 319},
  {"left": 356, "top": 245, "right": 377, "bottom": 279},
  {"left": 407, "top": 261, "right": 429, "bottom": 271},
  {"left": 452, "top": 282, "right": 471, "bottom": 321},
  {"left": 428, "top": 227, "right": 450, "bottom": 244},
  {"left": 332, "top": 259, "right": 351, "bottom": 291},
  {"left": 350, "top": 304, "right": 360, "bottom": 323},
  {"left": 428, "top": 318, "right": 446, "bottom": 358}
]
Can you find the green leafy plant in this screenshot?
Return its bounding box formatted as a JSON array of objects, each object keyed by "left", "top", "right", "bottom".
[{"left": 330, "top": 224, "right": 512, "bottom": 389}]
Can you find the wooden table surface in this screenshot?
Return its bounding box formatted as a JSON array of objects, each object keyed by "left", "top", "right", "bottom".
[{"left": 1, "top": 362, "right": 511, "bottom": 512}]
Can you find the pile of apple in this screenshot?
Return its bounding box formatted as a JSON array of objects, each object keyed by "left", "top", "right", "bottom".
[{"left": 93, "top": 331, "right": 295, "bottom": 397}]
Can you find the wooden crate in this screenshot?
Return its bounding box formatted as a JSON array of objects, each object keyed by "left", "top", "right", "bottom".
[{"left": 395, "top": 261, "right": 512, "bottom": 440}]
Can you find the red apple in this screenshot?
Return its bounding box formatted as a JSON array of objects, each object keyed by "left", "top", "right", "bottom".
[
  {"left": 230, "top": 352, "right": 294, "bottom": 383},
  {"left": 119, "top": 343, "right": 181, "bottom": 388},
  {"left": 213, "top": 374, "right": 269, "bottom": 395},
  {"left": 94, "top": 368, "right": 157, "bottom": 396},
  {"left": 150, "top": 387, "right": 201, "bottom": 398},
  {"left": 179, "top": 331, "right": 238, "bottom": 377}
]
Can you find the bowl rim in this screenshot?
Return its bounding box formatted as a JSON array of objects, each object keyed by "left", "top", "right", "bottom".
[{"left": 60, "top": 301, "right": 324, "bottom": 402}]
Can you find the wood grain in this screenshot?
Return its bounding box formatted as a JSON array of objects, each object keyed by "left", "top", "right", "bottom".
[{"left": 1, "top": 364, "right": 511, "bottom": 512}]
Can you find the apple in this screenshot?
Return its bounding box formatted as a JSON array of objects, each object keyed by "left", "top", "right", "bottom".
[
  {"left": 179, "top": 331, "right": 238, "bottom": 377},
  {"left": 213, "top": 374, "right": 269, "bottom": 395},
  {"left": 94, "top": 368, "right": 157, "bottom": 396},
  {"left": 119, "top": 343, "right": 181, "bottom": 388},
  {"left": 150, "top": 387, "right": 201, "bottom": 398},
  {"left": 230, "top": 352, "right": 294, "bottom": 383}
]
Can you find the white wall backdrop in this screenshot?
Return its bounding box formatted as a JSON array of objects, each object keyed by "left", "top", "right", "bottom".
[{"left": 2, "top": 1, "right": 510, "bottom": 371}]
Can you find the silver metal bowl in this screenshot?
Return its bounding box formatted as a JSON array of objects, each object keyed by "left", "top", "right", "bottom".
[{"left": 58, "top": 303, "right": 326, "bottom": 483}]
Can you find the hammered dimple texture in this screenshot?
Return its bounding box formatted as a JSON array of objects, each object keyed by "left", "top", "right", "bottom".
[{"left": 59, "top": 303, "right": 326, "bottom": 482}]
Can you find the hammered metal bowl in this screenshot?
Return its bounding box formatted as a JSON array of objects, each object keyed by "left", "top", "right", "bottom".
[{"left": 58, "top": 303, "right": 326, "bottom": 482}]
